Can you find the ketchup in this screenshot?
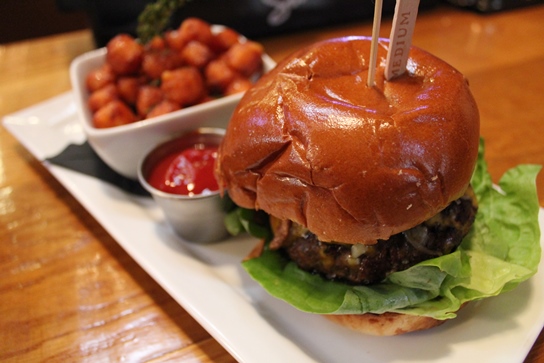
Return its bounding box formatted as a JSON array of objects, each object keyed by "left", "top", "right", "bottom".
[{"left": 147, "top": 143, "right": 219, "bottom": 196}]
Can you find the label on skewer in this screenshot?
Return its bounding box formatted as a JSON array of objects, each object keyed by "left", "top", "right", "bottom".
[{"left": 385, "top": 0, "right": 420, "bottom": 80}]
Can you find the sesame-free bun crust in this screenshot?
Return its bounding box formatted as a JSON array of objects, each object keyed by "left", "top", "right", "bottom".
[
  {"left": 216, "top": 36, "right": 480, "bottom": 244},
  {"left": 325, "top": 312, "right": 446, "bottom": 336}
]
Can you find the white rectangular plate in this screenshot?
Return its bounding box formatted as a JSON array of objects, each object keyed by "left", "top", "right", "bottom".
[{"left": 4, "top": 92, "right": 544, "bottom": 363}]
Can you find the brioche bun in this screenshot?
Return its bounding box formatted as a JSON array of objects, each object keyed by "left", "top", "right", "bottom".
[
  {"left": 216, "top": 36, "right": 479, "bottom": 244},
  {"left": 325, "top": 312, "right": 446, "bottom": 336}
]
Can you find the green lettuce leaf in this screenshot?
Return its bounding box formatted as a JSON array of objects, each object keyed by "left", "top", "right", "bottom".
[{"left": 242, "top": 139, "right": 542, "bottom": 319}]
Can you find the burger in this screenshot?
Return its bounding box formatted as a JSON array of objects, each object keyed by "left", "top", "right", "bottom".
[{"left": 215, "top": 36, "right": 542, "bottom": 335}]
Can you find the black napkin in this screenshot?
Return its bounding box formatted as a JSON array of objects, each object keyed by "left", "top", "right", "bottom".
[{"left": 46, "top": 142, "right": 149, "bottom": 196}]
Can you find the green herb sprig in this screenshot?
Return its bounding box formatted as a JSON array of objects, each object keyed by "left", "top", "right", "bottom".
[{"left": 137, "top": 0, "right": 191, "bottom": 44}]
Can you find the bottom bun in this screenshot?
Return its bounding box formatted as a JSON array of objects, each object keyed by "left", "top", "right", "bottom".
[{"left": 325, "top": 312, "right": 446, "bottom": 336}]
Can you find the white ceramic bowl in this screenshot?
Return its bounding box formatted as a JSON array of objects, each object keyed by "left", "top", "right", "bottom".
[{"left": 70, "top": 30, "right": 276, "bottom": 180}]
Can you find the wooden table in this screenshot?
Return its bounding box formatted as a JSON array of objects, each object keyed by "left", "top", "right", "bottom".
[{"left": 1, "top": 4, "right": 543, "bottom": 362}]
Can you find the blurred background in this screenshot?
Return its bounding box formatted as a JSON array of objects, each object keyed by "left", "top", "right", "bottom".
[{"left": 1, "top": 0, "right": 543, "bottom": 46}]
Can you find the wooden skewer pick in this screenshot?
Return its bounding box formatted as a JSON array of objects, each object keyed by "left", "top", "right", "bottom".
[
  {"left": 385, "top": 0, "right": 420, "bottom": 81},
  {"left": 367, "top": 0, "right": 384, "bottom": 88}
]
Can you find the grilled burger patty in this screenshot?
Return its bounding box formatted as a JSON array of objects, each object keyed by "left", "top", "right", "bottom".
[{"left": 270, "top": 187, "right": 478, "bottom": 285}]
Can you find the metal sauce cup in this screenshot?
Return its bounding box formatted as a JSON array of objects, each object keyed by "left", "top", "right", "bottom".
[{"left": 138, "top": 128, "right": 228, "bottom": 243}]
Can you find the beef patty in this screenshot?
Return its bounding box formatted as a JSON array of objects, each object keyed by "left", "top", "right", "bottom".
[{"left": 269, "top": 186, "right": 478, "bottom": 285}]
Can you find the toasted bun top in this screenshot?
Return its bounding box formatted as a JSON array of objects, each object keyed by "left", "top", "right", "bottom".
[{"left": 216, "top": 36, "right": 480, "bottom": 244}]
